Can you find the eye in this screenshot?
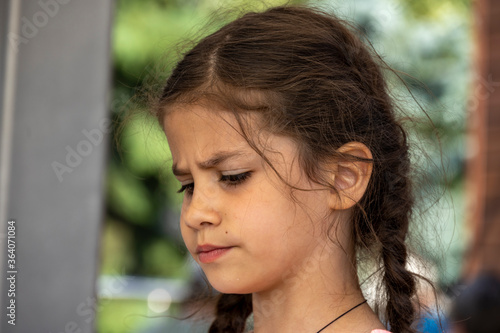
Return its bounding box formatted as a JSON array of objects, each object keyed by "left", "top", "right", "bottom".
[
  {"left": 177, "top": 183, "right": 194, "bottom": 196},
  {"left": 219, "top": 172, "right": 252, "bottom": 187},
  {"left": 177, "top": 172, "right": 251, "bottom": 196}
]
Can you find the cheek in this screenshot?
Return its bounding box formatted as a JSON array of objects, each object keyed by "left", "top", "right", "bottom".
[
  {"left": 231, "top": 187, "right": 286, "bottom": 229},
  {"left": 232, "top": 191, "right": 299, "bottom": 247},
  {"left": 238, "top": 190, "right": 327, "bottom": 252}
]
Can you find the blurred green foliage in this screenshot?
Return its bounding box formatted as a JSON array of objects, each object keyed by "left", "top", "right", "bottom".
[
  {"left": 96, "top": 298, "right": 149, "bottom": 332},
  {"left": 99, "top": 0, "right": 472, "bottom": 330}
]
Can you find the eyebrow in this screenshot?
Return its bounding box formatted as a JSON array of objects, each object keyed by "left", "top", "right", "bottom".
[{"left": 171, "top": 150, "right": 247, "bottom": 176}]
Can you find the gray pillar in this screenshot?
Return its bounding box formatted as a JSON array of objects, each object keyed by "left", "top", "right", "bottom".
[{"left": 0, "top": 0, "right": 113, "bottom": 332}]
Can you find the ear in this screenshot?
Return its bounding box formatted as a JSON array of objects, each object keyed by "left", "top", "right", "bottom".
[{"left": 328, "top": 142, "right": 373, "bottom": 210}]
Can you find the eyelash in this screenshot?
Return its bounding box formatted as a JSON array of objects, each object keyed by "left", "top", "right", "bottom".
[{"left": 177, "top": 172, "right": 252, "bottom": 196}]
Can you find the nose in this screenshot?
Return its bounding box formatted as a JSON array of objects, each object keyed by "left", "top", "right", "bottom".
[{"left": 181, "top": 186, "right": 222, "bottom": 229}]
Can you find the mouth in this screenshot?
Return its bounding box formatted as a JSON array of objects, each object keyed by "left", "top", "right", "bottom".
[{"left": 195, "top": 244, "right": 233, "bottom": 264}]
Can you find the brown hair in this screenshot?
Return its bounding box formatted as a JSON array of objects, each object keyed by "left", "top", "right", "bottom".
[{"left": 156, "top": 5, "right": 422, "bottom": 333}]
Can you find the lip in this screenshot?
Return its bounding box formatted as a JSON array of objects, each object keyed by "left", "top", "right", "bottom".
[{"left": 195, "top": 244, "right": 233, "bottom": 264}]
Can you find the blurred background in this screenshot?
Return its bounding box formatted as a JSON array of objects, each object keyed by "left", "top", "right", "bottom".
[{"left": 1, "top": 0, "right": 499, "bottom": 332}]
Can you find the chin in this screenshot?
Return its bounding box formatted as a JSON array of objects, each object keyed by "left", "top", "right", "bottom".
[
  {"left": 206, "top": 274, "right": 256, "bottom": 295},
  {"left": 210, "top": 281, "right": 253, "bottom": 295}
]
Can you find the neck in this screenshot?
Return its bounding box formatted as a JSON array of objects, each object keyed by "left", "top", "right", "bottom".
[{"left": 251, "top": 241, "right": 380, "bottom": 333}]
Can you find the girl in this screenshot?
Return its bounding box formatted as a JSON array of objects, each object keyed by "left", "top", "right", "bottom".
[{"left": 155, "top": 5, "right": 427, "bottom": 333}]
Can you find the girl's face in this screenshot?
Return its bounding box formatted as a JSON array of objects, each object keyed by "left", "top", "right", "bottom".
[{"left": 164, "top": 104, "right": 334, "bottom": 294}]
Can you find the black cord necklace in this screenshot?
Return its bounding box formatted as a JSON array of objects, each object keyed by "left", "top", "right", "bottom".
[{"left": 315, "top": 300, "right": 367, "bottom": 333}]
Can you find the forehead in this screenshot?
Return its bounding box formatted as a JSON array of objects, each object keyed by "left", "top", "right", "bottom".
[
  {"left": 163, "top": 104, "right": 302, "bottom": 172},
  {"left": 163, "top": 104, "right": 254, "bottom": 158}
]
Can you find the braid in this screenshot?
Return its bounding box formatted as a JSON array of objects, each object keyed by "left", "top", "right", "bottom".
[
  {"left": 378, "top": 127, "right": 418, "bottom": 333},
  {"left": 381, "top": 234, "right": 417, "bottom": 333},
  {"left": 209, "top": 294, "right": 252, "bottom": 333},
  {"left": 350, "top": 74, "right": 418, "bottom": 331},
  {"left": 359, "top": 120, "right": 418, "bottom": 333}
]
